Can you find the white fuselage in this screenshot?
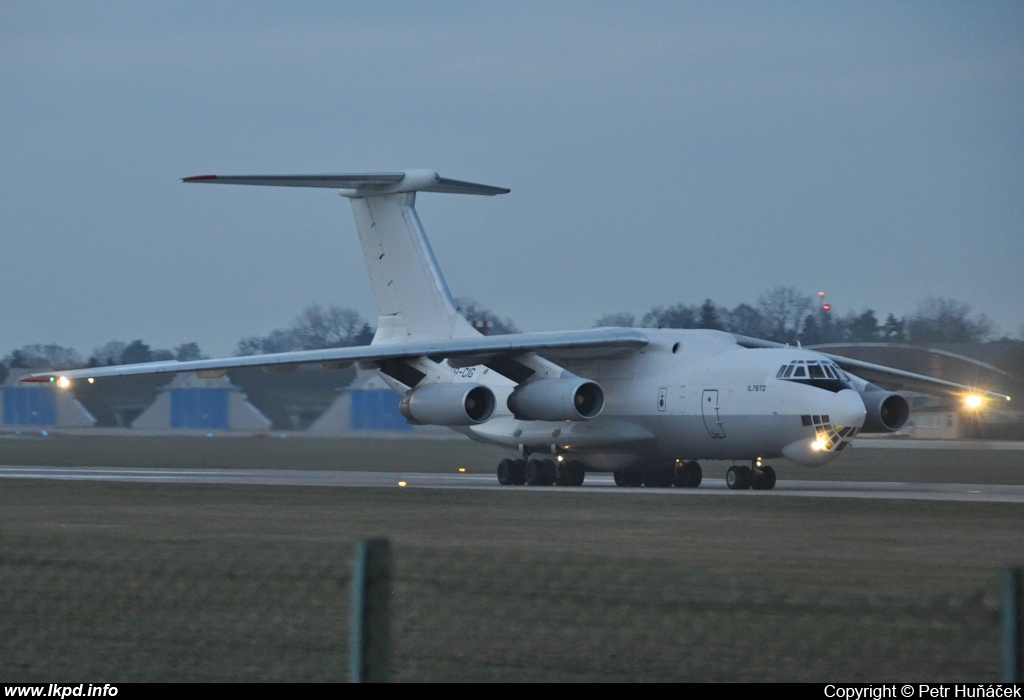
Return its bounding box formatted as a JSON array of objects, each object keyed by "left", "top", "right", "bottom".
[{"left": 376, "top": 328, "right": 868, "bottom": 470}]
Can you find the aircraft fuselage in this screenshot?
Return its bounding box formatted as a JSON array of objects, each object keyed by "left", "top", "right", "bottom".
[{"left": 454, "top": 329, "right": 868, "bottom": 470}]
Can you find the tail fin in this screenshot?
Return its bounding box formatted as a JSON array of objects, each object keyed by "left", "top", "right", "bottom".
[{"left": 184, "top": 169, "right": 509, "bottom": 342}]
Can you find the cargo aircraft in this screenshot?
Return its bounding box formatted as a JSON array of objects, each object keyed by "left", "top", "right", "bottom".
[{"left": 24, "top": 170, "right": 1011, "bottom": 490}]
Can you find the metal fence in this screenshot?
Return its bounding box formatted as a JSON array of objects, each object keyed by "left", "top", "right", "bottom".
[{"left": 0, "top": 536, "right": 1018, "bottom": 682}]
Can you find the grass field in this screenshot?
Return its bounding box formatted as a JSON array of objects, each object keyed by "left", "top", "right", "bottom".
[{"left": 1, "top": 435, "right": 1023, "bottom": 681}]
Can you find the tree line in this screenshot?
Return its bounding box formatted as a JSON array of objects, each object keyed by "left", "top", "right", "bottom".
[
  {"left": 0, "top": 290, "right": 1008, "bottom": 382},
  {"left": 0, "top": 298, "right": 510, "bottom": 381},
  {"left": 595, "top": 288, "right": 998, "bottom": 346}
]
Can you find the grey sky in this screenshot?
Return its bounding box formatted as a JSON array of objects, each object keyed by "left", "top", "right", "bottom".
[{"left": 2, "top": 2, "right": 1022, "bottom": 357}]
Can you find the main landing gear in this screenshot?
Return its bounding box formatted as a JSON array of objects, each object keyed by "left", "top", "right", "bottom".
[
  {"left": 611, "top": 460, "right": 702, "bottom": 489},
  {"left": 496, "top": 458, "right": 586, "bottom": 487},
  {"left": 725, "top": 463, "right": 777, "bottom": 491}
]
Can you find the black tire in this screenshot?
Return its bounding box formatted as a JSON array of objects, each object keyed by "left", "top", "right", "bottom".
[
  {"left": 613, "top": 470, "right": 643, "bottom": 487},
  {"left": 511, "top": 459, "right": 527, "bottom": 485},
  {"left": 673, "top": 464, "right": 688, "bottom": 487},
  {"left": 642, "top": 468, "right": 673, "bottom": 488},
  {"left": 497, "top": 459, "right": 514, "bottom": 485},
  {"left": 726, "top": 465, "right": 750, "bottom": 490},
  {"left": 686, "top": 461, "right": 703, "bottom": 488},
  {"left": 739, "top": 465, "right": 753, "bottom": 489},
  {"left": 751, "top": 470, "right": 766, "bottom": 490},
  {"left": 570, "top": 461, "right": 586, "bottom": 487},
  {"left": 558, "top": 460, "right": 586, "bottom": 487},
  {"left": 525, "top": 459, "right": 546, "bottom": 486},
  {"left": 762, "top": 465, "right": 777, "bottom": 490},
  {"left": 539, "top": 459, "right": 557, "bottom": 486}
]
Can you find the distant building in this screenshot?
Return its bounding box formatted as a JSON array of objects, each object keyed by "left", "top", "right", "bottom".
[
  {"left": 895, "top": 396, "right": 962, "bottom": 439},
  {"left": 0, "top": 370, "right": 96, "bottom": 429},
  {"left": 308, "top": 371, "right": 456, "bottom": 438},
  {"left": 131, "top": 373, "right": 271, "bottom": 432}
]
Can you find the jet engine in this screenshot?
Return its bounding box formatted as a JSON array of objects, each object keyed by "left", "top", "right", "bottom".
[
  {"left": 859, "top": 390, "right": 911, "bottom": 433},
  {"left": 399, "top": 383, "right": 496, "bottom": 426},
  {"left": 507, "top": 378, "right": 605, "bottom": 421}
]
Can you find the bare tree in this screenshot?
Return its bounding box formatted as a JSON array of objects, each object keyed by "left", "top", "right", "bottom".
[
  {"left": 721, "top": 303, "right": 767, "bottom": 338},
  {"left": 237, "top": 304, "right": 373, "bottom": 355},
  {"left": 642, "top": 303, "right": 699, "bottom": 329},
  {"left": 907, "top": 297, "right": 993, "bottom": 343},
  {"left": 7, "top": 344, "right": 83, "bottom": 369},
  {"left": 593, "top": 312, "right": 636, "bottom": 328},
  {"left": 456, "top": 298, "right": 518, "bottom": 335},
  {"left": 175, "top": 342, "right": 205, "bottom": 362},
  {"left": 293, "top": 304, "right": 366, "bottom": 349},
  {"left": 757, "top": 287, "right": 812, "bottom": 342},
  {"left": 91, "top": 341, "right": 127, "bottom": 366}
]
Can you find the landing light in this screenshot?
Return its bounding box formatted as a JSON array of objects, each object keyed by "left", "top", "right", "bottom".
[
  {"left": 397, "top": 480, "right": 407, "bottom": 487},
  {"left": 964, "top": 394, "right": 983, "bottom": 410},
  {"left": 56, "top": 377, "right": 71, "bottom": 390},
  {"left": 811, "top": 439, "right": 826, "bottom": 452},
  {"left": 557, "top": 455, "right": 564, "bottom": 462},
  {"left": 458, "top": 467, "right": 466, "bottom": 473},
  {"left": 88, "top": 378, "right": 95, "bottom": 384}
]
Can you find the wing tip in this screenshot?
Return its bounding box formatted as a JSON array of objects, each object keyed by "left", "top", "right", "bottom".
[
  {"left": 183, "top": 174, "right": 217, "bottom": 183},
  {"left": 20, "top": 374, "right": 54, "bottom": 383}
]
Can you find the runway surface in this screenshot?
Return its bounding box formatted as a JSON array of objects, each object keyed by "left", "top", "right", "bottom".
[{"left": 2, "top": 466, "right": 1023, "bottom": 503}]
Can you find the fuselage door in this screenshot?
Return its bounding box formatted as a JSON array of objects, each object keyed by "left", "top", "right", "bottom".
[{"left": 701, "top": 389, "right": 726, "bottom": 438}]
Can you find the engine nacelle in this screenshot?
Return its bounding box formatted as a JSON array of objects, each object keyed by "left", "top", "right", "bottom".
[
  {"left": 399, "top": 383, "right": 496, "bottom": 426},
  {"left": 859, "top": 391, "right": 911, "bottom": 433},
  {"left": 507, "top": 378, "right": 605, "bottom": 421}
]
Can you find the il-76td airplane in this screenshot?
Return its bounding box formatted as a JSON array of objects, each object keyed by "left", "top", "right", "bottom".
[{"left": 25, "top": 170, "right": 1010, "bottom": 490}]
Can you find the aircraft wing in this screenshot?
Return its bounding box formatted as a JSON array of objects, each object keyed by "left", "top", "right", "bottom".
[
  {"left": 732, "top": 334, "right": 1012, "bottom": 402},
  {"left": 20, "top": 329, "right": 650, "bottom": 384}
]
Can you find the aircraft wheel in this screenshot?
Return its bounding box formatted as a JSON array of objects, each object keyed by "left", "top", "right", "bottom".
[
  {"left": 613, "top": 470, "right": 643, "bottom": 488},
  {"left": 542, "top": 459, "right": 557, "bottom": 485},
  {"left": 511, "top": 459, "right": 527, "bottom": 485},
  {"left": 497, "top": 459, "right": 514, "bottom": 485},
  {"left": 686, "top": 461, "right": 703, "bottom": 487},
  {"left": 525, "top": 459, "right": 547, "bottom": 486},
  {"left": 762, "top": 465, "right": 777, "bottom": 490},
  {"left": 726, "top": 465, "right": 750, "bottom": 490},
  {"left": 569, "top": 461, "right": 586, "bottom": 486},
  {"left": 673, "top": 461, "right": 703, "bottom": 488},
  {"left": 751, "top": 470, "right": 767, "bottom": 490},
  {"left": 557, "top": 460, "right": 586, "bottom": 487},
  {"left": 642, "top": 467, "right": 673, "bottom": 488}
]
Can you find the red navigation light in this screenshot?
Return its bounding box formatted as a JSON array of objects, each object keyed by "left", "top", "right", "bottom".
[
  {"left": 818, "top": 291, "right": 825, "bottom": 297},
  {"left": 822, "top": 304, "right": 831, "bottom": 311}
]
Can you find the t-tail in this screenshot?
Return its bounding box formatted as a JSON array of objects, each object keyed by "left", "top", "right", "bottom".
[{"left": 183, "top": 169, "right": 510, "bottom": 343}]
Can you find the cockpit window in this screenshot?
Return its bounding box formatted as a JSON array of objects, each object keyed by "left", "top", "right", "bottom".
[{"left": 775, "top": 360, "right": 852, "bottom": 393}]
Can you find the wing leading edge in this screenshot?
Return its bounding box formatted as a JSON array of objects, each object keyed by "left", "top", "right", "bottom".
[{"left": 21, "top": 328, "right": 649, "bottom": 384}]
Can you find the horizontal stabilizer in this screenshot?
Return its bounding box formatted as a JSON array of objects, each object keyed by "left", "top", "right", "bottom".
[{"left": 183, "top": 169, "right": 509, "bottom": 197}]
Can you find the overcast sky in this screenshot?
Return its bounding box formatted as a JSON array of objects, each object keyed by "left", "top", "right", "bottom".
[{"left": 2, "top": 2, "right": 1022, "bottom": 357}]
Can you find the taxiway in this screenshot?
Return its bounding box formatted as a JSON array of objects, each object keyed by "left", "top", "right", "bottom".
[{"left": 1, "top": 466, "right": 1022, "bottom": 503}]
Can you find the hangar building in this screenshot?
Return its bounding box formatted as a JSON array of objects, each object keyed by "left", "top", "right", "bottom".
[
  {"left": 308, "top": 371, "right": 454, "bottom": 438},
  {"left": 0, "top": 370, "right": 96, "bottom": 429},
  {"left": 131, "top": 372, "right": 272, "bottom": 432}
]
